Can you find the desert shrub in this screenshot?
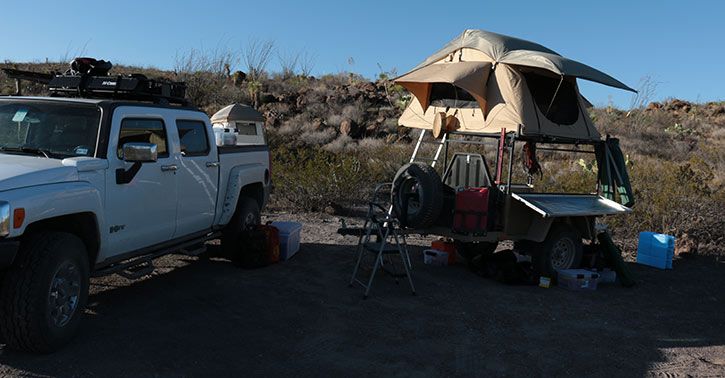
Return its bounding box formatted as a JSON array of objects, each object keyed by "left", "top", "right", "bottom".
[{"left": 269, "top": 143, "right": 409, "bottom": 211}]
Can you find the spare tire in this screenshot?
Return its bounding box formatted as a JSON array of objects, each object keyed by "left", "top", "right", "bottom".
[{"left": 392, "top": 162, "right": 443, "bottom": 228}]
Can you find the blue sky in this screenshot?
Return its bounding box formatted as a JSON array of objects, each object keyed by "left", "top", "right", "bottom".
[{"left": 1, "top": 0, "right": 723, "bottom": 108}]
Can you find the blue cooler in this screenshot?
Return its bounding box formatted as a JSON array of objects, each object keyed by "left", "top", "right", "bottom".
[{"left": 636, "top": 232, "right": 674, "bottom": 269}]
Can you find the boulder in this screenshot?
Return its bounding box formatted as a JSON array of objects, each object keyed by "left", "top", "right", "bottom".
[{"left": 339, "top": 118, "right": 358, "bottom": 137}]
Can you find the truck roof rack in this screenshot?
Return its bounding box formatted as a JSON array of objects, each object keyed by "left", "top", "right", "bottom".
[{"left": 2, "top": 58, "right": 189, "bottom": 106}]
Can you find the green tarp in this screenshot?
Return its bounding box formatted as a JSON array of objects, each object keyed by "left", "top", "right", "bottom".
[{"left": 595, "top": 137, "right": 634, "bottom": 208}]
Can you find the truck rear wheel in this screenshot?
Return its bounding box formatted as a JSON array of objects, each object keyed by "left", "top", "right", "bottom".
[
  {"left": 532, "top": 224, "right": 583, "bottom": 277},
  {"left": 0, "top": 232, "right": 90, "bottom": 353},
  {"left": 221, "top": 197, "right": 261, "bottom": 257}
]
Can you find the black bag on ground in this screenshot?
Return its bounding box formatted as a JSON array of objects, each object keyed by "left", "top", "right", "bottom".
[{"left": 470, "top": 250, "right": 539, "bottom": 285}]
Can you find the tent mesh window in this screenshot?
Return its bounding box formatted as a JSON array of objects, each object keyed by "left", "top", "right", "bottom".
[
  {"left": 523, "top": 73, "right": 580, "bottom": 125},
  {"left": 429, "top": 83, "right": 479, "bottom": 109}
]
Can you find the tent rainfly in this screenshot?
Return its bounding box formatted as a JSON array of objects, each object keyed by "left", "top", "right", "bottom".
[{"left": 395, "top": 29, "right": 635, "bottom": 141}]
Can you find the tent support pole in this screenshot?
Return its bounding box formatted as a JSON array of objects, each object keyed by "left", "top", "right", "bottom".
[{"left": 545, "top": 76, "right": 564, "bottom": 117}]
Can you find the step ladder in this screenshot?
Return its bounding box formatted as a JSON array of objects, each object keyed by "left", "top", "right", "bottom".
[
  {"left": 350, "top": 183, "right": 415, "bottom": 298},
  {"left": 410, "top": 129, "right": 448, "bottom": 168}
]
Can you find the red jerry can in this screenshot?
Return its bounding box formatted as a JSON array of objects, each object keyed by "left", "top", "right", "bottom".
[{"left": 453, "top": 187, "right": 489, "bottom": 234}]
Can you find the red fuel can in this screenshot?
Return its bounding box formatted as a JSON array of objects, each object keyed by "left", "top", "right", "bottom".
[{"left": 453, "top": 187, "right": 489, "bottom": 234}]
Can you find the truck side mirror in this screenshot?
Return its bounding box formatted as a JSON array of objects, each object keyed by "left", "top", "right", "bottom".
[{"left": 122, "top": 143, "right": 158, "bottom": 163}]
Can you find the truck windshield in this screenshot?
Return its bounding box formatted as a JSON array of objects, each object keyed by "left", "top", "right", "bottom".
[{"left": 0, "top": 100, "right": 101, "bottom": 159}]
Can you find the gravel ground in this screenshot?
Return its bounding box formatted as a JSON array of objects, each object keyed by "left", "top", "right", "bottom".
[{"left": 1, "top": 212, "right": 724, "bottom": 377}]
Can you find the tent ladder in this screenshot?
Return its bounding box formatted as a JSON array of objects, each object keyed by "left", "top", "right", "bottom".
[{"left": 409, "top": 129, "right": 448, "bottom": 168}]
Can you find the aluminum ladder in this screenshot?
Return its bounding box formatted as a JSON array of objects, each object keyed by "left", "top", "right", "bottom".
[{"left": 350, "top": 184, "right": 415, "bottom": 299}]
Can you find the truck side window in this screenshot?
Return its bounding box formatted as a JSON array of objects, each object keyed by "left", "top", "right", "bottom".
[
  {"left": 176, "top": 120, "right": 209, "bottom": 156},
  {"left": 117, "top": 118, "right": 169, "bottom": 159}
]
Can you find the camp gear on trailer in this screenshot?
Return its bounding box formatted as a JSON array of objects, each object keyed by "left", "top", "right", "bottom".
[
  {"left": 595, "top": 138, "right": 635, "bottom": 207},
  {"left": 597, "top": 230, "right": 636, "bottom": 287},
  {"left": 521, "top": 142, "right": 542, "bottom": 178},
  {"left": 556, "top": 269, "right": 600, "bottom": 291},
  {"left": 350, "top": 184, "right": 415, "bottom": 298},
  {"left": 431, "top": 239, "right": 457, "bottom": 265},
  {"left": 423, "top": 249, "right": 450, "bottom": 266},
  {"left": 636, "top": 232, "right": 675, "bottom": 270},
  {"left": 271, "top": 221, "right": 302, "bottom": 261},
  {"left": 453, "top": 187, "right": 490, "bottom": 235},
  {"left": 232, "top": 224, "right": 280, "bottom": 268},
  {"left": 395, "top": 29, "right": 634, "bottom": 141}
]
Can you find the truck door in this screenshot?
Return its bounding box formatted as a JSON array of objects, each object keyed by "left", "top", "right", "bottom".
[
  {"left": 101, "top": 111, "right": 178, "bottom": 260},
  {"left": 173, "top": 119, "right": 219, "bottom": 237}
]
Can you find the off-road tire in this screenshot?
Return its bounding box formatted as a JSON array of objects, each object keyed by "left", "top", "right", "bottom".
[
  {"left": 0, "top": 232, "right": 90, "bottom": 353},
  {"left": 221, "top": 197, "right": 261, "bottom": 259},
  {"left": 392, "top": 162, "right": 443, "bottom": 229},
  {"left": 531, "top": 224, "right": 583, "bottom": 277}
]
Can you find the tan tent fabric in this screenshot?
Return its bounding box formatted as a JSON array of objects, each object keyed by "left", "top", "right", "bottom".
[
  {"left": 395, "top": 61, "right": 492, "bottom": 113},
  {"left": 211, "top": 103, "right": 264, "bottom": 123},
  {"left": 396, "top": 29, "right": 631, "bottom": 141},
  {"left": 411, "top": 29, "right": 635, "bottom": 92}
]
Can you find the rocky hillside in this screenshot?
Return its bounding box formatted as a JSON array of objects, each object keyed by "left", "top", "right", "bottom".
[{"left": 1, "top": 62, "right": 723, "bottom": 255}]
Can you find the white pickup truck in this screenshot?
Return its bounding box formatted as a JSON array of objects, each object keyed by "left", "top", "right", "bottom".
[{"left": 0, "top": 96, "right": 271, "bottom": 352}]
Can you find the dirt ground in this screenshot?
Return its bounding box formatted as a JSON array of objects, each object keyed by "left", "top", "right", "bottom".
[{"left": 1, "top": 212, "right": 724, "bottom": 377}]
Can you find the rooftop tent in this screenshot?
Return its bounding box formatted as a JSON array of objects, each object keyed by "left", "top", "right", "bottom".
[{"left": 395, "top": 29, "right": 635, "bottom": 141}]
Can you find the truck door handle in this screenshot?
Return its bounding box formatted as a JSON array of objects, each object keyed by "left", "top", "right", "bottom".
[
  {"left": 206, "top": 161, "right": 220, "bottom": 168},
  {"left": 161, "top": 164, "right": 178, "bottom": 172}
]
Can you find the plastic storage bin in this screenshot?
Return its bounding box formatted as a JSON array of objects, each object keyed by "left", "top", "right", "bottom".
[
  {"left": 556, "top": 269, "right": 600, "bottom": 291},
  {"left": 424, "top": 249, "right": 449, "bottom": 266},
  {"left": 636, "top": 232, "right": 674, "bottom": 269},
  {"left": 270, "top": 221, "right": 302, "bottom": 260}
]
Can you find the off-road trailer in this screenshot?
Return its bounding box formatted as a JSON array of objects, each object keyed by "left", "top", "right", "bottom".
[{"left": 341, "top": 127, "right": 632, "bottom": 276}]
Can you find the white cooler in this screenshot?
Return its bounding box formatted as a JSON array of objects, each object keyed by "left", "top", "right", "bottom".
[{"left": 271, "top": 221, "right": 302, "bottom": 260}]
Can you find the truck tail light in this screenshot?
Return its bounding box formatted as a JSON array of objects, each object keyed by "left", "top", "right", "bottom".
[{"left": 13, "top": 208, "right": 25, "bottom": 229}]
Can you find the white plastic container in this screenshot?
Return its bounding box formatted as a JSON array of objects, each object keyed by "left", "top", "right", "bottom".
[
  {"left": 556, "top": 269, "right": 600, "bottom": 291},
  {"left": 423, "top": 249, "right": 449, "bottom": 266},
  {"left": 271, "top": 221, "right": 302, "bottom": 260}
]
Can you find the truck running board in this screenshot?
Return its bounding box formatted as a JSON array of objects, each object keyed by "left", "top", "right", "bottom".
[
  {"left": 117, "top": 260, "right": 155, "bottom": 280},
  {"left": 92, "top": 234, "right": 218, "bottom": 279}
]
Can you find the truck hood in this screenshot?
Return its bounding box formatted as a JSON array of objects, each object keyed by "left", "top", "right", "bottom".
[{"left": 0, "top": 154, "right": 80, "bottom": 192}]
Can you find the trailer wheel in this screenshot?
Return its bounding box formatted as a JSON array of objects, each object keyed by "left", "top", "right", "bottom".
[
  {"left": 533, "top": 224, "right": 583, "bottom": 277},
  {"left": 222, "top": 197, "right": 261, "bottom": 257},
  {"left": 0, "top": 232, "right": 89, "bottom": 353},
  {"left": 391, "top": 162, "right": 443, "bottom": 229}
]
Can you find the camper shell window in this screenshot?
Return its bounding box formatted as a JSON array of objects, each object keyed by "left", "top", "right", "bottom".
[{"left": 523, "top": 72, "right": 580, "bottom": 125}]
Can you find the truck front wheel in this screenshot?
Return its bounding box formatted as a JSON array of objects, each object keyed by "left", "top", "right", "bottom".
[
  {"left": 0, "top": 232, "right": 90, "bottom": 353},
  {"left": 221, "top": 197, "right": 261, "bottom": 257}
]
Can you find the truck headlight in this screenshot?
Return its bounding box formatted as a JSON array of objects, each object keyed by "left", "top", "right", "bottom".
[{"left": 0, "top": 202, "right": 10, "bottom": 237}]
